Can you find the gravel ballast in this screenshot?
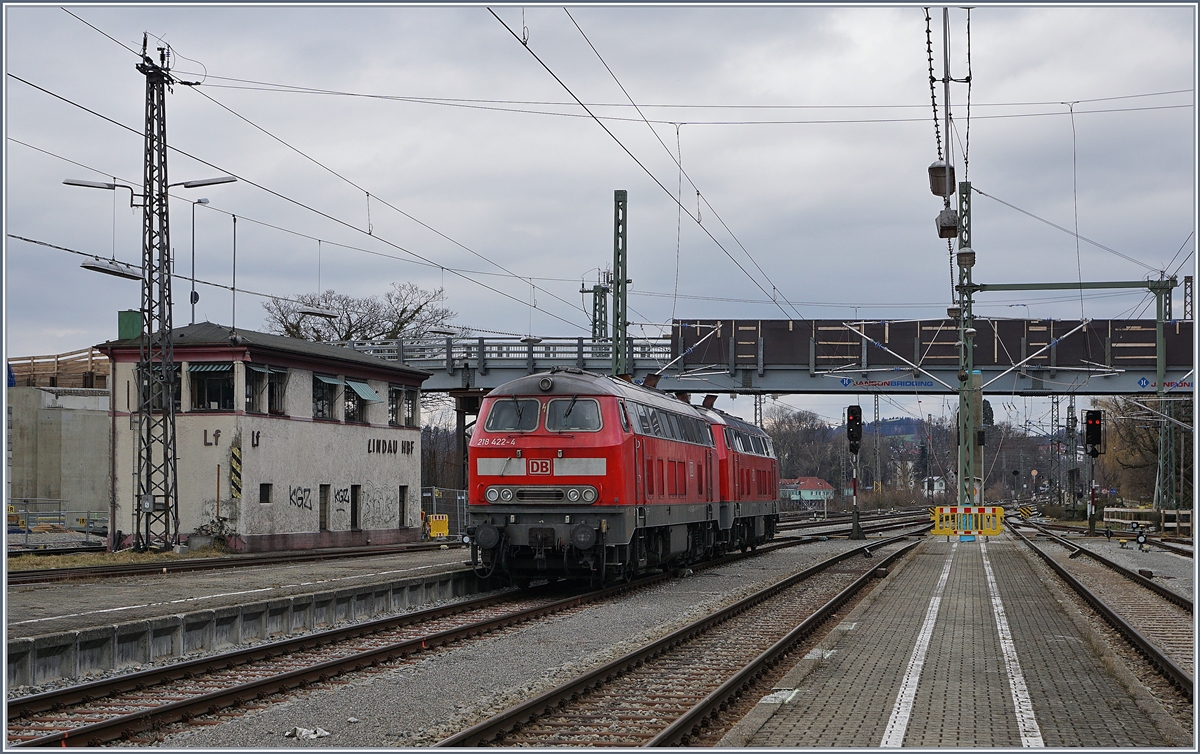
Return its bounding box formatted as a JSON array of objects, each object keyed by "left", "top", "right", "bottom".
[{"left": 149, "top": 537, "right": 888, "bottom": 748}]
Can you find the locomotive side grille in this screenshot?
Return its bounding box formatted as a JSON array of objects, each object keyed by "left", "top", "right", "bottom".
[{"left": 516, "top": 488, "right": 566, "bottom": 502}]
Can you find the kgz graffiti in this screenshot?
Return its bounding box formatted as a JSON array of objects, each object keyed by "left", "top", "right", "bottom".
[{"left": 289, "top": 486, "right": 312, "bottom": 510}]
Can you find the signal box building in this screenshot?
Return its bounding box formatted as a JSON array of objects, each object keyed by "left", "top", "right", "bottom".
[{"left": 98, "top": 322, "right": 429, "bottom": 552}]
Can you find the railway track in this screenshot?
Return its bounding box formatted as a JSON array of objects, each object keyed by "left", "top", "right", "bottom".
[
  {"left": 1008, "top": 523, "right": 1193, "bottom": 697},
  {"left": 1029, "top": 522, "right": 1193, "bottom": 558},
  {"left": 7, "top": 513, "right": 924, "bottom": 586},
  {"left": 5, "top": 541, "right": 465, "bottom": 586},
  {"left": 8, "top": 530, "right": 897, "bottom": 747},
  {"left": 436, "top": 534, "right": 919, "bottom": 747}
]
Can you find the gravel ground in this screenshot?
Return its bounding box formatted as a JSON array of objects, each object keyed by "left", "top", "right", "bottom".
[
  {"left": 6, "top": 531, "right": 106, "bottom": 551},
  {"left": 145, "top": 537, "right": 894, "bottom": 748},
  {"left": 1053, "top": 532, "right": 1194, "bottom": 600}
]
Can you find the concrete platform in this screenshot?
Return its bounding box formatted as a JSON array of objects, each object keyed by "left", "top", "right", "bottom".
[
  {"left": 723, "top": 534, "right": 1190, "bottom": 748},
  {"left": 6, "top": 549, "right": 497, "bottom": 687}
]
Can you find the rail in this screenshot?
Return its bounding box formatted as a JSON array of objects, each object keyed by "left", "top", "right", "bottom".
[
  {"left": 436, "top": 532, "right": 924, "bottom": 746},
  {"left": 1007, "top": 521, "right": 1192, "bottom": 697}
]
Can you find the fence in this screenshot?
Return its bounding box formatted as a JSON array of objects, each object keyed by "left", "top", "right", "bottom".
[
  {"left": 7, "top": 347, "right": 110, "bottom": 389},
  {"left": 421, "top": 487, "right": 468, "bottom": 538},
  {"left": 6, "top": 498, "right": 109, "bottom": 549}
]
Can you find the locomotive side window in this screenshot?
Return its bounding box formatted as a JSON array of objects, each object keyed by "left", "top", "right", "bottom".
[
  {"left": 546, "top": 398, "right": 601, "bottom": 431},
  {"left": 484, "top": 398, "right": 540, "bottom": 432},
  {"left": 634, "top": 403, "right": 652, "bottom": 434},
  {"left": 648, "top": 407, "right": 664, "bottom": 436},
  {"left": 665, "top": 413, "right": 682, "bottom": 440},
  {"left": 750, "top": 434, "right": 766, "bottom": 455}
]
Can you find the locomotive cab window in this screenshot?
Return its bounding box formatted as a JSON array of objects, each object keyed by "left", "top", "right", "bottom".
[
  {"left": 546, "top": 397, "right": 601, "bottom": 432},
  {"left": 484, "top": 398, "right": 540, "bottom": 432}
]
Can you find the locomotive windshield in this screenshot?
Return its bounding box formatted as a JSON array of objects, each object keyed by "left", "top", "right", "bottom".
[
  {"left": 484, "top": 397, "right": 540, "bottom": 432},
  {"left": 546, "top": 397, "right": 601, "bottom": 431}
]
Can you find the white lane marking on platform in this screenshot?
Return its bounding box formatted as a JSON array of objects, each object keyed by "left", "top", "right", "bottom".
[
  {"left": 8, "top": 564, "right": 441, "bottom": 626},
  {"left": 980, "top": 540, "right": 1044, "bottom": 747},
  {"left": 880, "top": 542, "right": 957, "bottom": 748}
]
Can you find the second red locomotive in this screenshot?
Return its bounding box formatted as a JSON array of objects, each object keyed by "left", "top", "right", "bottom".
[{"left": 466, "top": 367, "right": 778, "bottom": 585}]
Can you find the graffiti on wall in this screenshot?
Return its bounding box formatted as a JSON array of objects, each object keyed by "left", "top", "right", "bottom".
[{"left": 289, "top": 486, "right": 313, "bottom": 510}]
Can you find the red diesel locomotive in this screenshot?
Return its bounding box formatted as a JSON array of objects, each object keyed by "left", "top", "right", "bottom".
[{"left": 466, "top": 367, "right": 778, "bottom": 585}]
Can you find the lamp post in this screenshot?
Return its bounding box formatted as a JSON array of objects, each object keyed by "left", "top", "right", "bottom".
[
  {"left": 191, "top": 198, "right": 208, "bottom": 324},
  {"left": 66, "top": 173, "right": 235, "bottom": 551}
]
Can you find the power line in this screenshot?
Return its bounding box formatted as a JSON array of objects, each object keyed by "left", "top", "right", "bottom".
[
  {"left": 189, "top": 79, "right": 1192, "bottom": 126},
  {"left": 487, "top": 9, "right": 795, "bottom": 322},
  {"left": 185, "top": 86, "right": 590, "bottom": 321},
  {"left": 58, "top": 9, "right": 660, "bottom": 331},
  {"left": 562, "top": 8, "right": 805, "bottom": 321},
  {"left": 7, "top": 71, "right": 591, "bottom": 333},
  {"left": 8, "top": 136, "right": 596, "bottom": 285},
  {"left": 7, "top": 233, "right": 540, "bottom": 339},
  {"left": 971, "top": 186, "right": 1160, "bottom": 273},
  {"left": 163, "top": 65, "right": 1191, "bottom": 112}
]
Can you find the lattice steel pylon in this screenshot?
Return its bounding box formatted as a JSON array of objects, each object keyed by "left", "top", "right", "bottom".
[
  {"left": 134, "top": 37, "right": 180, "bottom": 551},
  {"left": 611, "top": 190, "right": 629, "bottom": 377}
]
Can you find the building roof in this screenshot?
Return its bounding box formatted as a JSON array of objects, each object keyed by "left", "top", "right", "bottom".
[
  {"left": 780, "top": 477, "right": 834, "bottom": 491},
  {"left": 97, "top": 322, "right": 430, "bottom": 380}
]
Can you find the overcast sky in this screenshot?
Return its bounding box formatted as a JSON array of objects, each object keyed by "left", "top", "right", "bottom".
[{"left": 3, "top": 3, "right": 1195, "bottom": 426}]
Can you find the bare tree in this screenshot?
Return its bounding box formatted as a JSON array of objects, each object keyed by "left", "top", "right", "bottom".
[{"left": 262, "top": 282, "right": 455, "bottom": 342}]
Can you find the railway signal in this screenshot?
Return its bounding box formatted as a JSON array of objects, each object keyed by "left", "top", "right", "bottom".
[
  {"left": 1084, "top": 409, "right": 1104, "bottom": 457},
  {"left": 847, "top": 405, "right": 863, "bottom": 455}
]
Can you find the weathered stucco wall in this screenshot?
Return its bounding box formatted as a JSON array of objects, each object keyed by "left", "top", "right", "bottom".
[{"left": 111, "top": 360, "right": 422, "bottom": 550}]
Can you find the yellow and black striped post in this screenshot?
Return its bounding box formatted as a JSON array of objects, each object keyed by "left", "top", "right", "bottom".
[{"left": 230, "top": 446, "right": 242, "bottom": 499}]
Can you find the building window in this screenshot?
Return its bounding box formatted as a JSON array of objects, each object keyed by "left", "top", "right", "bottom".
[
  {"left": 390, "top": 386, "right": 419, "bottom": 427},
  {"left": 404, "top": 388, "right": 419, "bottom": 427},
  {"left": 388, "top": 387, "right": 402, "bottom": 426},
  {"left": 313, "top": 375, "right": 339, "bottom": 419},
  {"left": 345, "top": 389, "right": 364, "bottom": 423},
  {"left": 350, "top": 485, "right": 361, "bottom": 530},
  {"left": 319, "top": 484, "right": 330, "bottom": 531},
  {"left": 398, "top": 485, "right": 408, "bottom": 528},
  {"left": 343, "top": 380, "right": 380, "bottom": 424},
  {"left": 190, "top": 363, "right": 234, "bottom": 411},
  {"left": 268, "top": 369, "right": 287, "bottom": 415},
  {"left": 245, "top": 367, "right": 266, "bottom": 413},
  {"left": 260, "top": 483, "right": 272, "bottom": 504}
]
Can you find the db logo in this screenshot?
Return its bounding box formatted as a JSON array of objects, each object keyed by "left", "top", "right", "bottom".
[{"left": 529, "top": 459, "right": 552, "bottom": 475}]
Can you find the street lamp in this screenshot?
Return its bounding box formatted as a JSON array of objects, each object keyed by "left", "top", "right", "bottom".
[
  {"left": 81, "top": 257, "right": 142, "bottom": 281},
  {"left": 190, "top": 198, "right": 208, "bottom": 324},
  {"left": 66, "top": 175, "right": 236, "bottom": 318}
]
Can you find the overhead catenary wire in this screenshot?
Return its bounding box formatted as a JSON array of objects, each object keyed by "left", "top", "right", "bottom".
[
  {"left": 181, "top": 86, "right": 590, "bottom": 323},
  {"left": 7, "top": 233, "right": 531, "bottom": 339},
  {"left": 563, "top": 9, "right": 806, "bottom": 324},
  {"left": 173, "top": 73, "right": 1194, "bottom": 124},
  {"left": 971, "top": 186, "right": 1160, "bottom": 273},
  {"left": 488, "top": 8, "right": 797, "bottom": 322},
  {"left": 7, "top": 72, "right": 591, "bottom": 333}
]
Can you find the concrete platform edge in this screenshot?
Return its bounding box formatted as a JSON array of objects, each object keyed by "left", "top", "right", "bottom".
[
  {"left": 717, "top": 538, "right": 922, "bottom": 747},
  {"left": 8, "top": 567, "right": 498, "bottom": 687}
]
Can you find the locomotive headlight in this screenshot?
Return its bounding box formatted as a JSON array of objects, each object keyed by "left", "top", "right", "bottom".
[
  {"left": 567, "top": 488, "right": 581, "bottom": 502},
  {"left": 485, "top": 487, "right": 500, "bottom": 503},
  {"left": 500, "top": 488, "right": 514, "bottom": 502},
  {"left": 582, "top": 487, "right": 597, "bottom": 502}
]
